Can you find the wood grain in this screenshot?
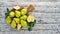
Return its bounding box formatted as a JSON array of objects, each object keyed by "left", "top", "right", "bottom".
[{"left": 0, "top": 0, "right": 60, "bottom": 34}]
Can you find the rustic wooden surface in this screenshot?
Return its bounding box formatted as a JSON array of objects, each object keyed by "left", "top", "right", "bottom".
[{"left": 0, "top": 0, "right": 60, "bottom": 34}]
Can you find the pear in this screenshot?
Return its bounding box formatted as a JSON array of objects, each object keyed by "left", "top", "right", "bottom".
[
  {"left": 21, "top": 20, "right": 27, "bottom": 28},
  {"left": 27, "top": 15, "right": 35, "bottom": 22},
  {"left": 9, "top": 12, "right": 15, "bottom": 17},
  {"left": 11, "top": 20, "right": 16, "bottom": 28},
  {"left": 6, "top": 16, "right": 11, "bottom": 24},
  {"left": 15, "top": 11, "right": 21, "bottom": 17},
  {"left": 21, "top": 9, "right": 27, "bottom": 15},
  {"left": 20, "top": 15, "right": 27, "bottom": 20},
  {"left": 14, "top": 18, "right": 20, "bottom": 24}
]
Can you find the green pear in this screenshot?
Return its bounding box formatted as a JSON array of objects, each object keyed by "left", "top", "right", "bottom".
[
  {"left": 9, "top": 12, "right": 15, "bottom": 17},
  {"left": 15, "top": 11, "right": 21, "bottom": 17},
  {"left": 14, "top": 18, "right": 20, "bottom": 23},
  {"left": 21, "top": 9, "right": 27, "bottom": 15},
  {"left": 11, "top": 20, "right": 16, "bottom": 28},
  {"left": 6, "top": 16, "right": 11, "bottom": 24},
  {"left": 20, "top": 15, "right": 27, "bottom": 20},
  {"left": 21, "top": 20, "right": 27, "bottom": 28}
]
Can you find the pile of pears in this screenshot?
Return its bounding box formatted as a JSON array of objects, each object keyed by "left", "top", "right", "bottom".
[{"left": 5, "top": 5, "right": 36, "bottom": 31}]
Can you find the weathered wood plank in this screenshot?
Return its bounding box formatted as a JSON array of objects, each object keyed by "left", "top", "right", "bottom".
[
  {"left": 0, "top": 0, "right": 60, "bottom": 2},
  {"left": 0, "top": 1, "right": 60, "bottom": 34},
  {"left": 31, "top": 13, "right": 60, "bottom": 24},
  {"left": 0, "top": 24, "right": 60, "bottom": 31},
  {"left": 0, "top": 6, "right": 60, "bottom": 13},
  {"left": 0, "top": 30, "right": 60, "bottom": 34},
  {"left": 0, "top": 2, "right": 58, "bottom": 7}
]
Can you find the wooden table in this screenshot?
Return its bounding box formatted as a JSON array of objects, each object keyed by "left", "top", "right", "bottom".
[{"left": 0, "top": 0, "right": 60, "bottom": 34}]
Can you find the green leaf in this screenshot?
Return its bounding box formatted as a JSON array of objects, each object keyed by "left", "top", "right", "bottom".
[
  {"left": 33, "top": 20, "right": 36, "bottom": 26},
  {"left": 29, "top": 22, "right": 34, "bottom": 27},
  {"left": 5, "top": 13, "right": 9, "bottom": 18},
  {"left": 5, "top": 8, "right": 10, "bottom": 18},
  {"left": 5, "top": 13, "right": 7, "bottom": 15},
  {"left": 7, "top": 8, "right": 10, "bottom": 13},
  {"left": 29, "top": 20, "right": 36, "bottom": 27},
  {"left": 5, "top": 13, "right": 7, "bottom": 18},
  {"left": 28, "top": 26, "right": 32, "bottom": 31},
  {"left": 28, "top": 20, "right": 36, "bottom": 31}
]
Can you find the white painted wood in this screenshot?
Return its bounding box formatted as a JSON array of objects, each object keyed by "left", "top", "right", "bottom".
[{"left": 0, "top": 0, "right": 60, "bottom": 34}]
